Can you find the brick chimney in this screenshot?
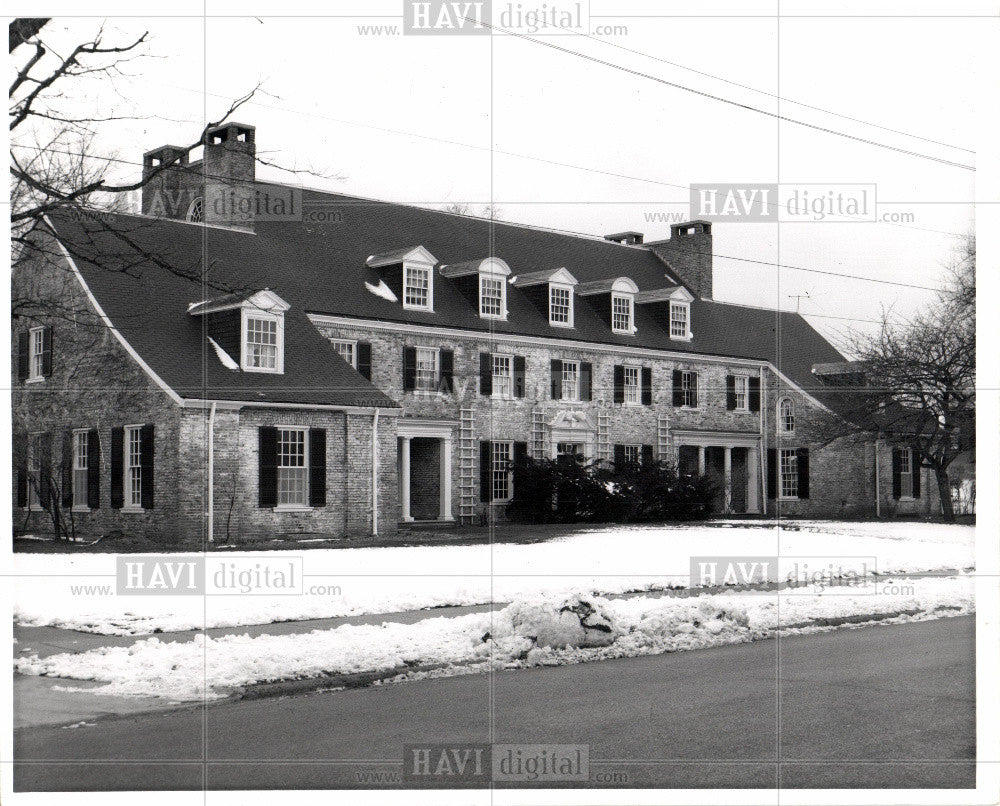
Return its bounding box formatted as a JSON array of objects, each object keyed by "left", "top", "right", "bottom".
[
  {"left": 203, "top": 122, "right": 256, "bottom": 230},
  {"left": 644, "top": 220, "right": 713, "bottom": 300},
  {"left": 140, "top": 145, "right": 191, "bottom": 219}
]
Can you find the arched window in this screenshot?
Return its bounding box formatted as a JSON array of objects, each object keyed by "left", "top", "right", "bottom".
[
  {"left": 778, "top": 398, "right": 795, "bottom": 433},
  {"left": 186, "top": 197, "right": 204, "bottom": 223}
]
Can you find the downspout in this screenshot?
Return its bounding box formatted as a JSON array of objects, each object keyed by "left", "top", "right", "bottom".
[
  {"left": 759, "top": 365, "right": 767, "bottom": 517},
  {"left": 207, "top": 401, "right": 216, "bottom": 542},
  {"left": 371, "top": 408, "right": 380, "bottom": 537},
  {"left": 874, "top": 436, "right": 881, "bottom": 518}
]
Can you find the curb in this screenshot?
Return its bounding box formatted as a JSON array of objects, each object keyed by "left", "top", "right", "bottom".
[{"left": 236, "top": 662, "right": 455, "bottom": 701}]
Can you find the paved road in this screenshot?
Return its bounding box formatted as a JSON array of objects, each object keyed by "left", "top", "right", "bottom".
[{"left": 14, "top": 616, "right": 975, "bottom": 791}]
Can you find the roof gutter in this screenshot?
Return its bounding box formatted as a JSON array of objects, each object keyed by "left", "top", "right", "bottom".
[{"left": 179, "top": 399, "right": 402, "bottom": 415}]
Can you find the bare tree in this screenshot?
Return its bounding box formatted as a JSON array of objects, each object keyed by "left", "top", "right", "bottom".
[{"left": 842, "top": 236, "right": 975, "bottom": 522}]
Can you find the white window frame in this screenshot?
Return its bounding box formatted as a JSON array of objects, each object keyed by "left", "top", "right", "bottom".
[
  {"left": 561, "top": 360, "right": 580, "bottom": 402},
  {"left": 733, "top": 375, "right": 749, "bottom": 411},
  {"left": 779, "top": 448, "right": 799, "bottom": 500},
  {"left": 479, "top": 274, "right": 506, "bottom": 320},
  {"left": 276, "top": 426, "right": 310, "bottom": 510},
  {"left": 329, "top": 339, "right": 358, "bottom": 368},
  {"left": 414, "top": 346, "right": 439, "bottom": 392},
  {"left": 123, "top": 424, "right": 144, "bottom": 512},
  {"left": 491, "top": 353, "right": 514, "bottom": 399},
  {"left": 241, "top": 309, "right": 284, "bottom": 374},
  {"left": 669, "top": 301, "right": 691, "bottom": 340},
  {"left": 899, "top": 447, "right": 915, "bottom": 499},
  {"left": 549, "top": 284, "right": 574, "bottom": 328},
  {"left": 186, "top": 196, "right": 204, "bottom": 223},
  {"left": 72, "top": 429, "right": 90, "bottom": 512},
  {"left": 778, "top": 398, "right": 795, "bottom": 434},
  {"left": 611, "top": 292, "right": 635, "bottom": 335},
  {"left": 623, "top": 365, "right": 640, "bottom": 405},
  {"left": 491, "top": 440, "right": 513, "bottom": 503},
  {"left": 680, "top": 370, "right": 699, "bottom": 408},
  {"left": 403, "top": 260, "right": 434, "bottom": 311},
  {"left": 622, "top": 444, "right": 641, "bottom": 465},
  {"left": 28, "top": 326, "right": 45, "bottom": 382}
]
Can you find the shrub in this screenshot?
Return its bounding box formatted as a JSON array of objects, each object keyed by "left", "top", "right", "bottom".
[{"left": 507, "top": 454, "right": 719, "bottom": 524}]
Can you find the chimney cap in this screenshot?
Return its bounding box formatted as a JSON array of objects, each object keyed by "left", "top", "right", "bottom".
[
  {"left": 669, "top": 220, "right": 713, "bottom": 236},
  {"left": 205, "top": 122, "right": 256, "bottom": 146},
  {"left": 604, "top": 231, "right": 644, "bottom": 245}
]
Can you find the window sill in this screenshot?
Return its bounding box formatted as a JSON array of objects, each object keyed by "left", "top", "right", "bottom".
[
  {"left": 241, "top": 366, "right": 283, "bottom": 374},
  {"left": 25, "top": 377, "right": 46, "bottom": 384},
  {"left": 121, "top": 506, "right": 145, "bottom": 514},
  {"left": 275, "top": 505, "right": 314, "bottom": 513},
  {"left": 898, "top": 496, "right": 917, "bottom": 502},
  {"left": 480, "top": 313, "right": 508, "bottom": 321},
  {"left": 549, "top": 321, "right": 574, "bottom": 329},
  {"left": 778, "top": 496, "right": 800, "bottom": 502},
  {"left": 71, "top": 506, "right": 91, "bottom": 514},
  {"left": 669, "top": 334, "right": 693, "bottom": 342}
]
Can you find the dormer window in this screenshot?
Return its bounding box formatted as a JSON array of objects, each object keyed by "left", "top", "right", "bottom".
[
  {"left": 480, "top": 275, "right": 504, "bottom": 317},
  {"left": 403, "top": 261, "right": 432, "bottom": 310},
  {"left": 243, "top": 312, "right": 281, "bottom": 371},
  {"left": 549, "top": 284, "right": 574, "bottom": 327},
  {"left": 669, "top": 300, "right": 691, "bottom": 339},
  {"left": 611, "top": 292, "right": 633, "bottom": 334},
  {"left": 187, "top": 289, "right": 290, "bottom": 375},
  {"left": 439, "top": 256, "right": 510, "bottom": 320}
]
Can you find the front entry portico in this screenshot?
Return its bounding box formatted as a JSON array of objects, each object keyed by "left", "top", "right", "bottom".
[
  {"left": 398, "top": 418, "right": 455, "bottom": 523},
  {"left": 673, "top": 429, "right": 763, "bottom": 515}
]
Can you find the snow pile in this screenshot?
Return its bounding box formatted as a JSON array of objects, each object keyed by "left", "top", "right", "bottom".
[
  {"left": 364, "top": 279, "right": 397, "bottom": 302},
  {"left": 15, "top": 577, "right": 973, "bottom": 702}
]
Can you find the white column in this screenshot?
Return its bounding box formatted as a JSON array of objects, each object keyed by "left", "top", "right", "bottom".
[
  {"left": 723, "top": 447, "right": 733, "bottom": 513},
  {"left": 439, "top": 435, "right": 453, "bottom": 521},
  {"left": 400, "top": 436, "right": 412, "bottom": 522},
  {"left": 697, "top": 446, "right": 706, "bottom": 476},
  {"left": 747, "top": 447, "right": 761, "bottom": 513}
]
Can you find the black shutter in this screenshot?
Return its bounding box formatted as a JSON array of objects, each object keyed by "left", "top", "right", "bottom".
[
  {"left": 38, "top": 433, "right": 51, "bottom": 509},
  {"left": 480, "top": 441, "right": 492, "bottom": 502},
  {"left": 580, "top": 362, "right": 592, "bottom": 401},
  {"left": 41, "top": 326, "right": 53, "bottom": 377},
  {"left": 439, "top": 349, "right": 454, "bottom": 393},
  {"left": 356, "top": 342, "right": 372, "bottom": 381},
  {"left": 912, "top": 449, "right": 921, "bottom": 498},
  {"left": 258, "top": 426, "right": 278, "bottom": 508},
  {"left": 766, "top": 448, "right": 777, "bottom": 499},
  {"left": 749, "top": 376, "right": 761, "bottom": 412},
  {"left": 87, "top": 429, "right": 100, "bottom": 509},
  {"left": 672, "top": 369, "right": 684, "bottom": 407},
  {"left": 514, "top": 441, "right": 528, "bottom": 464},
  {"left": 891, "top": 448, "right": 902, "bottom": 500},
  {"left": 641, "top": 367, "right": 653, "bottom": 405},
  {"left": 691, "top": 373, "right": 699, "bottom": 406},
  {"left": 110, "top": 427, "right": 124, "bottom": 509},
  {"left": 613, "top": 444, "right": 625, "bottom": 467},
  {"left": 726, "top": 375, "right": 737, "bottom": 410},
  {"left": 403, "top": 347, "right": 416, "bottom": 392},
  {"left": 309, "top": 428, "right": 327, "bottom": 507},
  {"left": 550, "top": 359, "right": 562, "bottom": 400},
  {"left": 61, "top": 432, "right": 73, "bottom": 508},
  {"left": 613, "top": 365, "right": 625, "bottom": 405},
  {"left": 796, "top": 448, "right": 809, "bottom": 499},
  {"left": 140, "top": 425, "right": 155, "bottom": 509},
  {"left": 17, "top": 332, "right": 29, "bottom": 381},
  {"left": 513, "top": 355, "right": 526, "bottom": 398},
  {"left": 641, "top": 444, "right": 654, "bottom": 465},
  {"left": 480, "top": 352, "right": 493, "bottom": 396}
]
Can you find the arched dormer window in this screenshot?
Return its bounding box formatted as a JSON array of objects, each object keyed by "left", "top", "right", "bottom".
[
  {"left": 186, "top": 197, "right": 204, "bottom": 223},
  {"left": 778, "top": 397, "right": 795, "bottom": 433},
  {"left": 609, "top": 277, "right": 639, "bottom": 334}
]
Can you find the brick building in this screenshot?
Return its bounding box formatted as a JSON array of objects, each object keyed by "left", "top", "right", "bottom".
[{"left": 11, "top": 123, "right": 939, "bottom": 543}]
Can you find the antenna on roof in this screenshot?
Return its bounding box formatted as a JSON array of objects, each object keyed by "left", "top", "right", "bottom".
[{"left": 787, "top": 291, "right": 811, "bottom": 313}]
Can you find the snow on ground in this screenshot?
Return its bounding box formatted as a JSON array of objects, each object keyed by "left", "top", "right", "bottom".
[
  {"left": 12, "top": 520, "right": 974, "bottom": 636},
  {"left": 14, "top": 575, "right": 974, "bottom": 701}
]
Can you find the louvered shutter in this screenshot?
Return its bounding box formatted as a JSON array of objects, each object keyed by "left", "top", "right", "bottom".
[
  {"left": 87, "top": 429, "right": 100, "bottom": 509},
  {"left": 110, "top": 427, "right": 124, "bottom": 509},
  {"left": 613, "top": 365, "right": 624, "bottom": 405},
  {"left": 672, "top": 369, "right": 683, "bottom": 407},
  {"left": 749, "top": 376, "right": 761, "bottom": 412},
  {"left": 356, "top": 342, "right": 372, "bottom": 381},
  {"left": 513, "top": 355, "right": 526, "bottom": 398},
  {"left": 796, "top": 448, "right": 809, "bottom": 499},
  {"left": 580, "top": 362, "right": 592, "bottom": 401},
  {"left": 403, "top": 347, "right": 416, "bottom": 392},
  {"left": 766, "top": 448, "right": 777, "bottom": 499},
  {"left": 480, "top": 441, "right": 492, "bottom": 502},
  {"left": 641, "top": 367, "right": 653, "bottom": 405},
  {"left": 480, "top": 352, "right": 493, "bottom": 396},
  {"left": 550, "top": 359, "right": 562, "bottom": 400},
  {"left": 309, "top": 428, "right": 327, "bottom": 507},
  {"left": 726, "top": 376, "right": 736, "bottom": 410},
  {"left": 258, "top": 427, "right": 278, "bottom": 508},
  {"left": 439, "top": 349, "right": 454, "bottom": 393},
  {"left": 140, "top": 425, "right": 155, "bottom": 509}
]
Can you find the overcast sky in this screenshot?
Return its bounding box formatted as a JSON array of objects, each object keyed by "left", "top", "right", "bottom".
[{"left": 13, "top": 3, "right": 991, "bottom": 350}]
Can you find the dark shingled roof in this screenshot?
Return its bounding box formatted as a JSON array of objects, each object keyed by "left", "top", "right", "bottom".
[{"left": 46, "top": 184, "right": 848, "bottom": 409}]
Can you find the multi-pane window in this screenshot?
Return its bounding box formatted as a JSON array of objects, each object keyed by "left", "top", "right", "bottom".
[
  {"left": 561, "top": 361, "right": 580, "bottom": 401},
  {"left": 480, "top": 275, "right": 505, "bottom": 318},
  {"left": 245, "top": 317, "right": 278, "bottom": 370},
  {"left": 557, "top": 442, "right": 582, "bottom": 459},
  {"left": 899, "top": 448, "right": 914, "bottom": 498},
  {"left": 27, "top": 434, "right": 42, "bottom": 507},
  {"left": 623, "top": 444, "right": 641, "bottom": 465},
  {"left": 491, "top": 441, "right": 513, "bottom": 502},
  {"left": 611, "top": 293, "right": 633, "bottom": 333},
  {"left": 277, "top": 427, "right": 308, "bottom": 507},
  {"left": 623, "top": 366, "right": 640, "bottom": 405},
  {"left": 187, "top": 197, "right": 204, "bottom": 223},
  {"left": 549, "top": 285, "right": 573, "bottom": 326},
  {"left": 681, "top": 370, "right": 699, "bottom": 407},
  {"left": 492, "top": 354, "right": 513, "bottom": 398},
  {"left": 779, "top": 448, "right": 799, "bottom": 499},
  {"left": 779, "top": 398, "right": 795, "bottom": 432},
  {"left": 125, "top": 425, "right": 143, "bottom": 508},
  {"left": 669, "top": 302, "right": 689, "bottom": 338},
  {"left": 415, "top": 347, "right": 438, "bottom": 391},
  {"left": 734, "top": 375, "right": 749, "bottom": 410},
  {"left": 73, "top": 431, "right": 89, "bottom": 508},
  {"left": 329, "top": 339, "right": 356, "bottom": 368},
  {"left": 404, "top": 264, "right": 431, "bottom": 309},
  {"left": 29, "top": 327, "right": 45, "bottom": 380}
]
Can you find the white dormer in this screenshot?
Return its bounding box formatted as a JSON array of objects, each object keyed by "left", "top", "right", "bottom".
[
  {"left": 512, "top": 267, "right": 577, "bottom": 328},
  {"left": 440, "top": 256, "right": 511, "bottom": 320},
  {"left": 188, "top": 288, "right": 291, "bottom": 374},
  {"left": 367, "top": 245, "right": 438, "bottom": 312},
  {"left": 577, "top": 277, "right": 639, "bottom": 335},
  {"left": 635, "top": 285, "right": 695, "bottom": 341}
]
